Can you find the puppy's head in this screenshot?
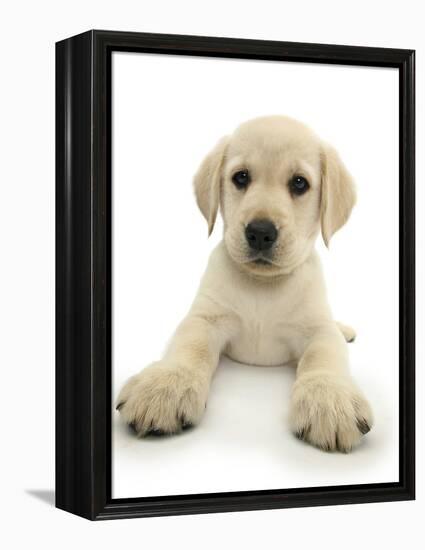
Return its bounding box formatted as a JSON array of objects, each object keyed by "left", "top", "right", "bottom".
[{"left": 194, "top": 116, "right": 356, "bottom": 277}]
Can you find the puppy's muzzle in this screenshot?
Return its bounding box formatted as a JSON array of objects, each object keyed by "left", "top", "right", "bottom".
[{"left": 245, "top": 219, "right": 278, "bottom": 252}]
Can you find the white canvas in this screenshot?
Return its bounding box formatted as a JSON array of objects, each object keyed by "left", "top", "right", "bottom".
[{"left": 111, "top": 52, "right": 399, "bottom": 498}]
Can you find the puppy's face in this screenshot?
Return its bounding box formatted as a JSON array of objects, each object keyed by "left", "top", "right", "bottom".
[
  {"left": 221, "top": 117, "right": 323, "bottom": 276},
  {"left": 194, "top": 116, "right": 356, "bottom": 277}
]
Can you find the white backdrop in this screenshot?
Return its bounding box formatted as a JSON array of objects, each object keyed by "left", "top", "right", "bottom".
[
  {"left": 112, "top": 52, "right": 399, "bottom": 497},
  {"left": 1, "top": 1, "right": 423, "bottom": 548}
]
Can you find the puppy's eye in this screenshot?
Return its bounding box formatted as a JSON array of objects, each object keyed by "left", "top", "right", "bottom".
[
  {"left": 289, "top": 175, "right": 310, "bottom": 196},
  {"left": 232, "top": 170, "right": 251, "bottom": 189}
]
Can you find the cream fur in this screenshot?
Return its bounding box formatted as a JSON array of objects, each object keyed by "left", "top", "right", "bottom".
[{"left": 117, "top": 115, "right": 373, "bottom": 453}]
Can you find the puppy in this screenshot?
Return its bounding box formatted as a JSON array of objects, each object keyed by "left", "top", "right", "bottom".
[{"left": 117, "top": 115, "right": 373, "bottom": 452}]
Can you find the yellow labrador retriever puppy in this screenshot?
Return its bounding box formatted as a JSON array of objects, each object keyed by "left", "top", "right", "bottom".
[{"left": 117, "top": 115, "right": 373, "bottom": 452}]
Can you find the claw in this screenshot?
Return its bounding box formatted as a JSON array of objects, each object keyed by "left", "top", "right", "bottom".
[
  {"left": 296, "top": 426, "right": 310, "bottom": 441},
  {"left": 128, "top": 421, "right": 138, "bottom": 434},
  {"left": 147, "top": 427, "right": 166, "bottom": 436},
  {"left": 356, "top": 418, "right": 371, "bottom": 435},
  {"left": 179, "top": 415, "right": 193, "bottom": 431}
]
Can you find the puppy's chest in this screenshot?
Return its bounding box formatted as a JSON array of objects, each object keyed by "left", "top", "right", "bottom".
[{"left": 224, "top": 287, "right": 305, "bottom": 366}]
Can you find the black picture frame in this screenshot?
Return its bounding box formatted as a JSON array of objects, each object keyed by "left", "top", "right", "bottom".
[{"left": 56, "top": 29, "right": 415, "bottom": 521}]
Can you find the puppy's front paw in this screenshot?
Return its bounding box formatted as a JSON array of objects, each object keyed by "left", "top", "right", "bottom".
[
  {"left": 289, "top": 372, "right": 373, "bottom": 453},
  {"left": 116, "top": 362, "right": 208, "bottom": 436}
]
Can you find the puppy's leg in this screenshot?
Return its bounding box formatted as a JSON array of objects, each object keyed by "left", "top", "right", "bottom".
[
  {"left": 117, "top": 302, "right": 237, "bottom": 436},
  {"left": 336, "top": 321, "right": 356, "bottom": 343},
  {"left": 289, "top": 325, "right": 372, "bottom": 452}
]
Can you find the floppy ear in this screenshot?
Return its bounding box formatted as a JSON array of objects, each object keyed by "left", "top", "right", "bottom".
[
  {"left": 320, "top": 144, "right": 357, "bottom": 247},
  {"left": 193, "top": 136, "right": 229, "bottom": 236}
]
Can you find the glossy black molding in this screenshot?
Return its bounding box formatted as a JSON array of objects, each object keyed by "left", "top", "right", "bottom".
[{"left": 56, "top": 30, "right": 415, "bottom": 520}]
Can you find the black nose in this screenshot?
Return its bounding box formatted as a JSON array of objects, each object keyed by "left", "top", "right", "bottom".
[{"left": 245, "top": 219, "right": 278, "bottom": 251}]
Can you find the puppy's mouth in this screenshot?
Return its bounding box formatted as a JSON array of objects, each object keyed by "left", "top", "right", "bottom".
[
  {"left": 252, "top": 257, "right": 272, "bottom": 266},
  {"left": 248, "top": 252, "right": 274, "bottom": 266}
]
